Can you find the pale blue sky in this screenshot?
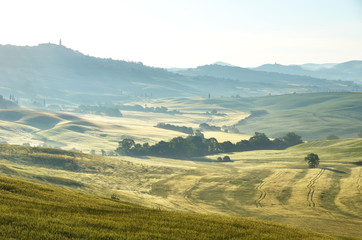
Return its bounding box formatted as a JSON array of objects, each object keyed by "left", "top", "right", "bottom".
[{"left": 0, "top": 0, "right": 361, "bottom": 67}]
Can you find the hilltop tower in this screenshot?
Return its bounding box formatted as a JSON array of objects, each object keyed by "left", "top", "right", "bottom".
[{"left": 59, "top": 39, "right": 62, "bottom": 46}]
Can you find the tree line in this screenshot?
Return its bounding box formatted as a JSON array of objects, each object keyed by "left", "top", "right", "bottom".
[
  {"left": 155, "top": 123, "right": 194, "bottom": 134},
  {"left": 116, "top": 132, "right": 303, "bottom": 159}
]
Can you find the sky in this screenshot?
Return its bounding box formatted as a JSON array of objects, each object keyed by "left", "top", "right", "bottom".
[{"left": 0, "top": 0, "right": 361, "bottom": 68}]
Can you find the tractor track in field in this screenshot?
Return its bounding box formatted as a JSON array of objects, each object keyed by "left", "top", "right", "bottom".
[
  {"left": 307, "top": 169, "right": 325, "bottom": 207},
  {"left": 183, "top": 180, "right": 201, "bottom": 205},
  {"left": 255, "top": 181, "right": 266, "bottom": 208},
  {"left": 255, "top": 171, "right": 283, "bottom": 208},
  {"left": 357, "top": 169, "right": 362, "bottom": 195}
]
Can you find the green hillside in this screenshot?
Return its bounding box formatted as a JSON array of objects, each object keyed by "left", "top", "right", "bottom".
[
  {"left": 0, "top": 138, "right": 361, "bottom": 238},
  {"left": 0, "top": 175, "right": 339, "bottom": 240},
  {"left": 203, "top": 92, "right": 362, "bottom": 140}
]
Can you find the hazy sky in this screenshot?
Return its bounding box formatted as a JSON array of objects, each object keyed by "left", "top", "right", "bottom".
[{"left": 1, "top": 0, "right": 361, "bottom": 68}]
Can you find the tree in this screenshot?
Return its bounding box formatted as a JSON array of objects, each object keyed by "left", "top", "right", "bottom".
[
  {"left": 116, "top": 139, "right": 135, "bottom": 155},
  {"left": 249, "top": 132, "right": 272, "bottom": 149},
  {"left": 222, "top": 155, "right": 231, "bottom": 162},
  {"left": 204, "top": 137, "right": 220, "bottom": 154},
  {"left": 217, "top": 157, "right": 223, "bottom": 162},
  {"left": 304, "top": 153, "right": 319, "bottom": 168},
  {"left": 282, "top": 132, "right": 303, "bottom": 147},
  {"left": 220, "top": 141, "right": 234, "bottom": 153}
]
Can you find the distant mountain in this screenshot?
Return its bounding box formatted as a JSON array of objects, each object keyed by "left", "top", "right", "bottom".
[
  {"left": 0, "top": 44, "right": 360, "bottom": 106},
  {"left": 254, "top": 61, "right": 362, "bottom": 83}
]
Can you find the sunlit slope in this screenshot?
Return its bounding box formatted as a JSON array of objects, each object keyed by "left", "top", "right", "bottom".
[
  {"left": 203, "top": 92, "right": 362, "bottom": 140},
  {"left": 0, "top": 176, "right": 337, "bottom": 240},
  {"left": 0, "top": 106, "right": 250, "bottom": 152},
  {"left": 0, "top": 139, "right": 361, "bottom": 238},
  {"left": 149, "top": 138, "right": 362, "bottom": 237}
]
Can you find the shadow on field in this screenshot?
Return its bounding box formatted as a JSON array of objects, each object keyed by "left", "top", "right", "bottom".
[
  {"left": 351, "top": 161, "right": 362, "bottom": 166},
  {"left": 169, "top": 157, "right": 215, "bottom": 162},
  {"left": 323, "top": 167, "right": 346, "bottom": 174}
]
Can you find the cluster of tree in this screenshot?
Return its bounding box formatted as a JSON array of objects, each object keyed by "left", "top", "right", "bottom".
[
  {"left": 155, "top": 123, "right": 194, "bottom": 134},
  {"left": 9, "top": 94, "right": 18, "bottom": 104},
  {"left": 217, "top": 156, "right": 232, "bottom": 162},
  {"left": 116, "top": 132, "right": 303, "bottom": 159},
  {"left": 0, "top": 95, "right": 18, "bottom": 109},
  {"left": 118, "top": 104, "right": 181, "bottom": 114},
  {"left": 77, "top": 105, "right": 123, "bottom": 117},
  {"left": 199, "top": 123, "right": 222, "bottom": 131}
]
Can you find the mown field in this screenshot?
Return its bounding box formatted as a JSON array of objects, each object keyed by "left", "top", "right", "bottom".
[
  {"left": 0, "top": 175, "right": 339, "bottom": 240},
  {"left": 0, "top": 92, "right": 361, "bottom": 238},
  {"left": 0, "top": 138, "right": 361, "bottom": 238},
  {"left": 0, "top": 104, "right": 248, "bottom": 153}
]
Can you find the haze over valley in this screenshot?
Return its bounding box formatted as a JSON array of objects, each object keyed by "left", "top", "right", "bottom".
[{"left": 1, "top": 1, "right": 362, "bottom": 239}]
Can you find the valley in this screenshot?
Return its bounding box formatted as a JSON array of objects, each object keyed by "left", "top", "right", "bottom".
[
  {"left": 0, "top": 44, "right": 361, "bottom": 239},
  {"left": 0, "top": 92, "right": 361, "bottom": 238}
]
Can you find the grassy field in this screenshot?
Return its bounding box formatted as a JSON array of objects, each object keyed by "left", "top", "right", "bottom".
[
  {"left": 0, "top": 105, "right": 249, "bottom": 153},
  {"left": 0, "top": 92, "right": 361, "bottom": 238},
  {"left": 0, "top": 138, "right": 361, "bottom": 238},
  {"left": 0, "top": 175, "right": 342, "bottom": 240},
  {"left": 201, "top": 92, "right": 362, "bottom": 140}
]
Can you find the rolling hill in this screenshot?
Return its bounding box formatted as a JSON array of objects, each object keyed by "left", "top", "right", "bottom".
[
  {"left": 0, "top": 137, "right": 361, "bottom": 238},
  {"left": 202, "top": 92, "right": 362, "bottom": 140},
  {"left": 254, "top": 61, "right": 362, "bottom": 84},
  {"left": 0, "top": 175, "right": 338, "bottom": 239},
  {"left": 0, "top": 44, "right": 360, "bottom": 107}
]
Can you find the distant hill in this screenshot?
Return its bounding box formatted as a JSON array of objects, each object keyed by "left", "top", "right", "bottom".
[
  {"left": 176, "top": 64, "right": 360, "bottom": 94},
  {"left": 203, "top": 92, "right": 362, "bottom": 140},
  {"left": 0, "top": 96, "right": 18, "bottom": 109},
  {"left": 254, "top": 61, "right": 362, "bottom": 83},
  {"left": 0, "top": 44, "right": 360, "bottom": 106}
]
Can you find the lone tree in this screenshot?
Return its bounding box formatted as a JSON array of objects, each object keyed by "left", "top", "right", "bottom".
[{"left": 304, "top": 153, "right": 319, "bottom": 168}]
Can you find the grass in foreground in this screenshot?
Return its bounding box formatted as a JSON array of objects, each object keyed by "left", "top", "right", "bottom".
[{"left": 0, "top": 176, "right": 337, "bottom": 240}]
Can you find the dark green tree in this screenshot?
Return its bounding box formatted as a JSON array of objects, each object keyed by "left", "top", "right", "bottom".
[
  {"left": 304, "top": 153, "right": 320, "bottom": 168},
  {"left": 282, "top": 132, "right": 303, "bottom": 147},
  {"left": 204, "top": 137, "right": 220, "bottom": 154},
  {"left": 116, "top": 139, "right": 135, "bottom": 155},
  {"left": 249, "top": 132, "right": 272, "bottom": 149},
  {"left": 220, "top": 141, "right": 234, "bottom": 153},
  {"left": 222, "top": 155, "right": 231, "bottom": 162},
  {"left": 235, "top": 140, "right": 251, "bottom": 151}
]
